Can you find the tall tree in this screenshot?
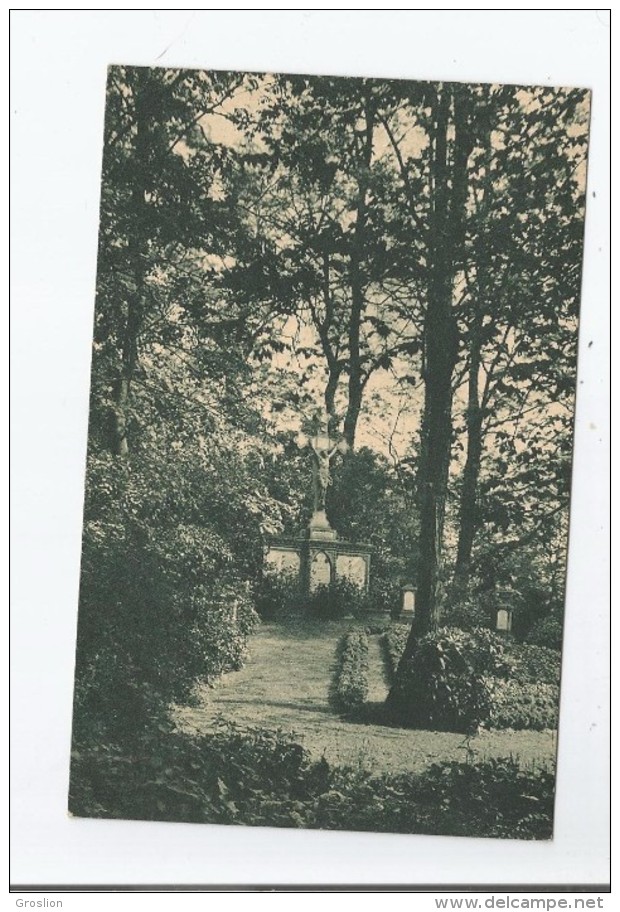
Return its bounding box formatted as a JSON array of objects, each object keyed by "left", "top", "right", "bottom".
[
  {"left": 93, "top": 66, "right": 246, "bottom": 456},
  {"left": 223, "top": 75, "right": 421, "bottom": 448},
  {"left": 451, "top": 85, "right": 589, "bottom": 593},
  {"left": 409, "top": 85, "right": 474, "bottom": 640},
  {"left": 379, "top": 83, "right": 475, "bottom": 652}
]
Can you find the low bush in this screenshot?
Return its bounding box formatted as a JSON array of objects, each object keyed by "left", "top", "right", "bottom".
[
  {"left": 387, "top": 627, "right": 510, "bottom": 733},
  {"left": 70, "top": 724, "right": 555, "bottom": 839},
  {"left": 69, "top": 723, "right": 324, "bottom": 827},
  {"left": 330, "top": 630, "right": 369, "bottom": 714},
  {"left": 382, "top": 625, "right": 410, "bottom": 682},
  {"left": 256, "top": 571, "right": 398, "bottom": 622},
  {"left": 524, "top": 615, "right": 564, "bottom": 651},
  {"left": 502, "top": 643, "right": 561, "bottom": 687},
  {"left": 364, "top": 577, "right": 403, "bottom": 618},
  {"left": 257, "top": 574, "right": 380, "bottom": 621},
  {"left": 385, "top": 626, "right": 561, "bottom": 733},
  {"left": 441, "top": 591, "right": 495, "bottom": 631},
  {"left": 306, "top": 578, "right": 372, "bottom": 620},
  {"left": 410, "top": 756, "right": 555, "bottom": 840},
  {"left": 485, "top": 679, "right": 559, "bottom": 731},
  {"left": 254, "top": 571, "right": 303, "bottom": 620}
]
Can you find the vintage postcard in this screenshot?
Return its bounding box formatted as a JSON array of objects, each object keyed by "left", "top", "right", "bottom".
[{"left": 69, "top": 65, "right": 590, "bottom": 839}]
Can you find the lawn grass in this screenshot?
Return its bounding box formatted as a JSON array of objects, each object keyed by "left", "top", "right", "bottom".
[{"left": 173, "top": 618, "right": 557, "bottom": 775}]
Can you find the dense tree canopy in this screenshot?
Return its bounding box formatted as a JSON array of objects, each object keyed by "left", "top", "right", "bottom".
[{"left": 76, "top": 65, "right": 589, "bottom": 734}]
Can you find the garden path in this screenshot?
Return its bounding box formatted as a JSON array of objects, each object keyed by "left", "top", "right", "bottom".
[
  {"left": 173, "top": 620, "right": 557, "bottom": 775},
  {"left": 366, "top": 633, "right": 390, "bottom": 703}
]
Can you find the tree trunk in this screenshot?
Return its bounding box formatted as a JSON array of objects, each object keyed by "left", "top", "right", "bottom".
[
  {"left": 398, "top": 85, "right": 472, "bottom": 661},
  {"left": 453, "top": 308, "right": 484, "bottom": 589},
  {"left": 324, "top": 366, "right": 341, "bottom": 436},
  {"left": 343, "top": 94, "right": 374, "bottom": 449},
  {"left": 112, "top": 377, "right": 130, "bottom": 457},
  {"left": 453, "top": 106, "right": 493, "bottom": 592},
  {"left": 412, "top": 277, "right": 459, "bottom": 640},
  {"left": 343, "top": 371, "right": 363, "bottom": 450},
  {"left": 319, "top": 252, "right": 343, "bottom": 438}
]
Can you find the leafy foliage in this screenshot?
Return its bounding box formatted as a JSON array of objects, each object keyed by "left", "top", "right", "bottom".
[
  {"left": 254, "top": 570, "right": 304, "bottom": 620},
  {"left": 330, "top": 630, "right": 370, "bottom": 714},
  {"left": 75, "top": 328, "right": 296, "bottom": 740},
  {"left": 385, "top": 625, "right": 561, "bottom": 732},
  {"left": 388, "top": 627, "right": 504, "bottom": 733},
  {"left": 524, "top": 615, "right": 565, "bottom": 651},
  {"left": 411, "top": 757, "right": 555, "bottom": 840},
  {"left": 484, "top": 680, "right": 559, "bottom": 731},
  {"left": 306, "top": 578, "right": 373, "bottom": 620},
  {"left": 382, "top": 624, "right": 410, "bottom": 683},
  {"left": 70, "top": 724, "right": 554, "bottom": 839},
  {"left": 256, "top": 572, "right": 382, "bottom": 621},
  {"left": 502, "top": 644, "right": 562, "bottom": 686},
  {"left": 75, "top": 443, "right": 262, "bottom": 739},
  {"left": 441, "top": 589, "right": 496, "bottom": 631},
  {"left": 327, "top": 448, "right": 418, "bottom": 588}
]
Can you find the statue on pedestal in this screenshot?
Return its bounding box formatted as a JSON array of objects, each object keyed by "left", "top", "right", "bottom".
[
  {"left": 264, "top": 412, "right": 371, "bottom": 597},
  {"left": 297, "top": 414, "right": 348, "bottom": 533}
]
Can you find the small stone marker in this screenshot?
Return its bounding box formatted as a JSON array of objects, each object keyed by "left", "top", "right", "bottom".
[
  {"left": 400, "top": 584, "right": 416, "bottom": 620},
  {"left": 496, "top": 607, "right": 513, "bottom": 632}
]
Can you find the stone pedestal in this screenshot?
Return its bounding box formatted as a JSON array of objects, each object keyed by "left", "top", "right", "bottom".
[{"left": 307, "top": 510, "right": 338, "bottom": 541}]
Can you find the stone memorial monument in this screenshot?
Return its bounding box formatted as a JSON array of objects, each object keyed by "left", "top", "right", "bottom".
[{"left": 264, "top": 414, "right": 372, "bottom": 597}]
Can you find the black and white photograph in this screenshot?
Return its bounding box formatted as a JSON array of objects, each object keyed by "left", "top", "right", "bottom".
[
  {"left": 10, "top": 10, "right": 610, "bottom": 893},
  {"left": 69, "top": 64, "right": 589, "bottom": 839}
]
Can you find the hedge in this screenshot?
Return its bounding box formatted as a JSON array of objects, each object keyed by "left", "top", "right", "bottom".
[{"left": 330, "top": 630, "right": 370, "bottom": 714}]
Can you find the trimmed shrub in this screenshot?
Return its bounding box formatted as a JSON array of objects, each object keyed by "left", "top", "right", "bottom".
[
  {"left": 387, "top": 627, "right": 510, "bottom": 733},
  {"left": 330, "top": 630, "right": 369, "bottom": 714}
]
